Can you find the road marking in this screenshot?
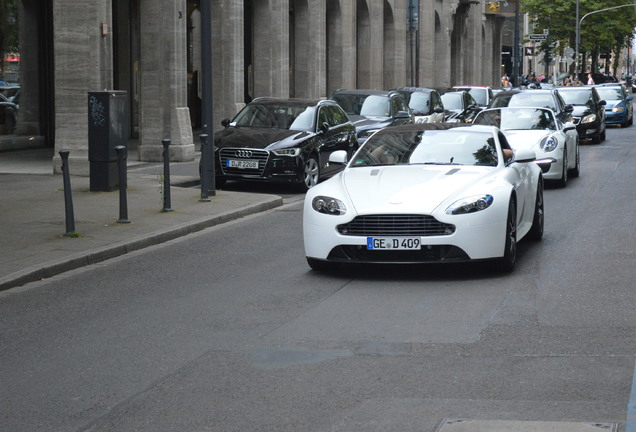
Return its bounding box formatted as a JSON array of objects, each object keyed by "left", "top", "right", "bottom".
[
  {"left": 627, "top": 358, "right": 636, "bottom": 432},
  {"left": 437, "top": 419, "right": 617, "bottom": 432}
]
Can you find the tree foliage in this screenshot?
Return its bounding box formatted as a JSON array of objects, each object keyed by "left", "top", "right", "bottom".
[
  {"left": 521, "top": 0, "right": 636, "bottom": 73},
  {"left": 0, "top": 0, "right": 18, "bottom": 57}
]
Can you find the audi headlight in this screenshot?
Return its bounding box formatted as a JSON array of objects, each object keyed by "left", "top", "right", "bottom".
[
  {"left": 446, "top": 194, "right": 494, "bottom": 215},
  {"left": 312, "top": 196, "right": 347, "bottom": 215},
  {"left": 612, "top": 106, "right": 625, "bottom": 113},
  {"left": 540, "top": 135, "right": 558, "bottom": 152},
  {"left": 581, "top": 114, "right": 596, "bottom": 124},
  {"left": 272, "top": 148, "right": 301, "bottom": 157}
]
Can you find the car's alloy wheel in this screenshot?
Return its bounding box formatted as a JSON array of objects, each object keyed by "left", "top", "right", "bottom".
[
  {"left": 498, "top": 197, "right": 517, "bottom": 272},
  {"left": 569, "top": 144, "right": 580, "bottom": 178},
  {"left": 302, "top": 156, "right": 320, "bottom": 190},
  {"left": 556, "top": 148, "right": 568, "bottom": 188},
  {"left": 528, "top": 179, "right": 544, "bottom": 241}
]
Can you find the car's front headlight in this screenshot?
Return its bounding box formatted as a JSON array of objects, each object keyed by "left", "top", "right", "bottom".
[
  {"left": 540, "top": 135, "right": 558, "bottom": 152},
  {"left": 312, "top": 196, "right": 347, "bottom": 215},
  {"left": 581, "top": 114, "right": 597, "bottom": 124},
  {"left": 272, "top": 148, "right": 301, "bottom": 157},
  {"left": 446, "top": 194, "right": 494, "bottom": 215},
  {"left": 357, "top": 129, "right": 380, "bottom": 140},
  {"left": 613, "top": 106, "right": 625, "bottom": 113}
]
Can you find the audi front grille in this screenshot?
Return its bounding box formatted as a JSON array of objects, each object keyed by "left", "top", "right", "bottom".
[
  {"left": 219, "top": 148, "right": 269, "bottom": 176},
  {"left": 337, "top": 214, "right": 455, "bottom": 236}
]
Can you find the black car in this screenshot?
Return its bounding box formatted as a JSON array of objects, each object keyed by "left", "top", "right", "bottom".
[
  {"left": 440, "top": 90, "right": 481, "bottom": 123},
  {"left": 393, "top": 87, "right": 445, "bottom": 123},
  {"left": 210, "top": 98, "right": 357, "bottom": 190},
  {"left": 488, "top": 89, "right": 574, "bottom": 123},
  {"left": 328, "top": 89, "right": 414, "bottom": 144},
  {"left": 0, "top": 92, "right": 18, "bottom": 135},
  {"left": 557, "top": 86, "right": 606, "bottom": 143}
]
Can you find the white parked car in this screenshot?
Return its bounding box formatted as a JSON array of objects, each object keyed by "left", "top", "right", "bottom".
[
  {"left": 473, "top": 107, "right": 579, "bottom": 187},
  {"left": 303, "top": 124, "right": 551, "bottom": 272}
]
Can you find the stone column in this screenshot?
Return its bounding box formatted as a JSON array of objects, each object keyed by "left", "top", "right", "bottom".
[
  {"left": 138, "top": 0, "right": 194, "bottom": 162},
  {"left": 52, "top": 0, "right": 112, "bottom": 175},
  {"left": 305, "top": 2, "right": 327, "bottom": 98},
  {"left": 339, "top": 0, "right": 357, "bottom": 90},
  {"left": 253, "top": 0, "right": 289, "bottom": 98}
]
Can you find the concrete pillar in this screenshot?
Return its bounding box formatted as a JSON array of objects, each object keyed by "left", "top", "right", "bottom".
[
  {"left": 138, "top": 0, "right": 194, "bottom": 162},
  {"left": 253, "top": 0, "right": 289, "bottom": 98},
  {"left": 52, "top": 0, "right": 112, "bottom": 175},
  {"left": 340, "top": 0, "right": 357, "bottom": 90}
]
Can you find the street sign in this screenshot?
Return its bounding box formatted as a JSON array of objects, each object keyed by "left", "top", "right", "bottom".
[{"left": 529, "top": 34, "right": 548, "bottom": 41}]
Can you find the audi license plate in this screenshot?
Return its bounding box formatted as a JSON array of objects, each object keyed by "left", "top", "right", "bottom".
[
  {"left": 227, "top": 159, "right": 259, "bottom": 169},
  {"left": 367, "top": 237, "right": 421, "bottom": 250}
]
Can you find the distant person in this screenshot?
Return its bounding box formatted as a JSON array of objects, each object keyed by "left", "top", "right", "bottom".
[{"left": 587, "top": 74, "right": 595, "bottom": 85}]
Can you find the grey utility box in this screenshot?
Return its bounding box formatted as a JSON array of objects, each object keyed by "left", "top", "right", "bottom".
[{"left": 88, "top": 91, "right": 128, "bottom": 191}]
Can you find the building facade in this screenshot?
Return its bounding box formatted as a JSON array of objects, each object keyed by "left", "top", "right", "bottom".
[{"left": 16, "top": 0, "right": 507, "bottom": 174}]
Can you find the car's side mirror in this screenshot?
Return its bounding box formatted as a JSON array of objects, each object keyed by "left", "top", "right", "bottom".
[
  {"left": 221, "top": 118, "right": 231, "bottom": 128},
  {"left": 564, "top": 122, "right": 576, "bottom": 132},
  {"left": 564, "top": 104, "right": 574, "bottom": 112},
  {"left": 627, "top": 96, "right": 634, "bottom": 102},
  {"left": 600, "top": 100, "right": 607, "bottom": 106},
  {"left": 318, "top": 122, "right": 330, "bottom": 134},
  {"left": 395, "top": 110, "right": 411, "bottom": 119},
  {"left": 329, "top": 150, "right": 348, "bottom": 164},
  {"left": 434, "top": 108, "right": 444, "bottom": 114},
  {"left": 515, "top": 148, "right": 537, "bottom": 163}
]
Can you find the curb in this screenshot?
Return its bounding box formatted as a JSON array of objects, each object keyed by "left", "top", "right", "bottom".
[{"left": 0, "top": 196, "right": 283, "bottom": 292}]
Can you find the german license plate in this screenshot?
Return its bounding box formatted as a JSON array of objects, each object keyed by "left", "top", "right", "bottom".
[
  {"left": 367, "top": 237, "right": 421, "bottom": 250},
  {"left": 227, "top": 159, "right": 259, "bottom": 169}
]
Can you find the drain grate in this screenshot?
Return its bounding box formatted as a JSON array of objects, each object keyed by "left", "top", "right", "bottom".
[{"left": 436, "top": 419, "right": 617, "bottom": 432}]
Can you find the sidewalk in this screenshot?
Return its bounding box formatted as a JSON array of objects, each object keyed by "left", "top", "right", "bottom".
[{"left": 0, "top": 144, "right": 284, "bottom": 291}]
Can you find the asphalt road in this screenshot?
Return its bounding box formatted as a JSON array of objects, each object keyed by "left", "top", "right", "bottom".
[{"left": 2, "top": 123, "right": 636, "bottom": 432}]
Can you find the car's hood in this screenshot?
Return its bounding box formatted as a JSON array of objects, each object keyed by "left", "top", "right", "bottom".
[
  {"left": 571, "top": 105, "right": 593, "bottom": 116},
  {"left": 214, "top": 127, "right": 312, "bottom": 150},
  {"left": 341, "top": 165, "right": 493, "bottom": 214},
  {"left": 503, "top": 130, "right": 549, "bottom": 150},
  {"left": 349, "top": 115, "right": 392, "bottom": 132}
]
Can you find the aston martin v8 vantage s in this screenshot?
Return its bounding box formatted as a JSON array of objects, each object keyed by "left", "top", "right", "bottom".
[{"left": 303, "top": 124, "right": 548, "bottom": 272}]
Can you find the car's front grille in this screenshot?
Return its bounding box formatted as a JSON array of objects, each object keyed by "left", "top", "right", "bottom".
[
  {"left": 219, "top": 148, "right": 269, "bottom": 176},
  {"left": 337, "top": 214, "right": 455, "bottom": 236}
]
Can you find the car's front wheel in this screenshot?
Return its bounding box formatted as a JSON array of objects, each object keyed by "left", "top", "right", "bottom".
[
  {"left": 498, "top": 197, "right": 517, "bottom": 272},
  {"left": 528, "top": 179, "right": 544, "bottom": 241},
  {"left": 569, "top": 144, "right": 580, "bottom": 178},
  {"left": 301, "top": 156, "right": 320, "bottom": 191},
  {"left": 556, "top": 148, "right": 568, "bottom": 188}
]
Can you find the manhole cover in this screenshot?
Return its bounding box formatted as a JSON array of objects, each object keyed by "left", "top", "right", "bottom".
[{"left": 436, "top": 419, "right": 617, "bottom": 432}]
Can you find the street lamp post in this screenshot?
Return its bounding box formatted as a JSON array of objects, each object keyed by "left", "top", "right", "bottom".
[{"left": 575, "top": 2, "right": 636, "bottom": 80}]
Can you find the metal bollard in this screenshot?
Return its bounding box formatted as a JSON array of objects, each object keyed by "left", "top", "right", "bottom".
[
  {"left": 199, "top": 134, "right": 211, "bottom": 202},
  {"left": 115, "top": 145, "right": 130, "bottom": 223},
  {"left": 161, "top": 139, "right": 173, "bottom": 212},
  {"left": 59, "top": 150, "right": 76, "bottom": 236}
]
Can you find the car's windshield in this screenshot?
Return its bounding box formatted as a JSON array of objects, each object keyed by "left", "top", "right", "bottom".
[
  {"left": 232, "top": 103, "right": 316, "bottom": 131},
  {"left": 351, "top": 130, "right": 498, "bottom": 167},
  {"left": 560, "top": 90, "right": 594, "bottom": 107},
  {"left": 441, "top": 93, "right": 463, "bottom": 110},
  {"left": 330, "top": 94, "right": 390, "bottom": 117},
  {"left": 491, "top": 92, "right": 557, "bottom": 111},
  {"left": 406, "top": 92, "right": 431, "bottom": 114},
  {"left": 474, "top": 108, "right": 556, "bottom": 131},
  {"left": 457, "top": 88, "right": 487, "bottom": 106},
  {"left": 595, "top": 87, "right": 623, "bottom": 101}
]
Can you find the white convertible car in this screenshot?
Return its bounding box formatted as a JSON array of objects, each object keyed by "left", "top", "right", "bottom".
[
  {"left": 303, "top": 124, "right": 550, "bottom": 272},
  {"left": 473, "top": 107, "right": 579, "bottom": 187}
]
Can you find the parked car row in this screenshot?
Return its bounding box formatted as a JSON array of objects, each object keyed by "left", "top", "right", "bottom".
[{"left": 206, "top": 82, "right": 631, "bottom": 192}]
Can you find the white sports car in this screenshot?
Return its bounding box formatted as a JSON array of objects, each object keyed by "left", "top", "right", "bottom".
[
  {"left": 303, "top": 124, "right": 550, "bottom": 272},
  {"left": 473, "top": 107, "right": 579, "bottom": 187}
]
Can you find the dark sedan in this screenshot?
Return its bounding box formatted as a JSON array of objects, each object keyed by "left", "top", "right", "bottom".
[
  {"left": 329, "top": 89, "right": 414, "bottom": 145},
  {"left": 440, "top": 90, "right": 481, "bottom": 123},
  {"left": 558, "top": 86, "right": 606, "bottom": 143},
  {"left": 210, "top": 98, "right": 358, "bottom": 190}
]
